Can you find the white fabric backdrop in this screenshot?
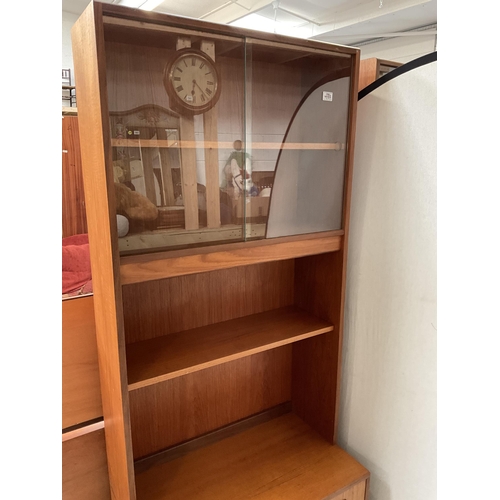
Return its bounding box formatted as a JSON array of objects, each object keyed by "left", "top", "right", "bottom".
[{"left": 339, "top": 60, "right": 437, "bottom": 500}]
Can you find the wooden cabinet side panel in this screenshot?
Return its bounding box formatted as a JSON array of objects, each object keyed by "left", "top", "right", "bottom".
[
  {"left": 62, "top": 115, "right": 88, "bottom": 238},
  {"left": 62, "top": 429, "right": 111, "bottom": 500},
  {"left": 71, "top": 3, "right": 136, "bottom": 499},
  {"left": 358, "top": 58, "right": 378, "bottom": 91},
  {"left": 62, "top": 296, "right": 103, "bottom": 428}
]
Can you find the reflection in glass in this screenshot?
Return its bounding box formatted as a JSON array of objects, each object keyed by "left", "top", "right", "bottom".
[
  {"left": 245, "top": 40, "right": 352, "bottom": 239},
  {"left": 266, "top": 78, "right": 351, "bottom": 238},
  {"left": 103, "top": 26, "right": 352, "bottom": 255}
]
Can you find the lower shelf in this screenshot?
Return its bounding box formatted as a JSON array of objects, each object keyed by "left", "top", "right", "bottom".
[{"left": 134, "top": 412, "right": 369, "bottom": 500}]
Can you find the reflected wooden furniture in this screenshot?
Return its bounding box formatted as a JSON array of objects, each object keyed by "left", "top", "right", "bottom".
[
  {"left": 71, "top": 2, "right": 368, "bottom": 499},
  {"left": 62, "top": 113, "right": 87, "bottom": 238},
  {"left": 358, "top": 57, "right": 402, "bottom": 91}
]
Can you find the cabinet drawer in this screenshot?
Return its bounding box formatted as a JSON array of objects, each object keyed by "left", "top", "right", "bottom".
[
  {"left": 62, "top": 424, "right": 110, "bottom": 500},
  {"left": 329, "top": 480, "right": 367, "bottom": 500},
  {"left": 62, "top": 295, "right": 103, "bottom": 428}
]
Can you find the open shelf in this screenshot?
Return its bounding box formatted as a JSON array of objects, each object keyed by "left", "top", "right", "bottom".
[
  {"left": 126, "top": 306, "right": 333, "bottom": 391},
  {"left": 120, "top": 231, "right": 343, "bottom": 284},
  {"left": 134, "top": 412, "right": 369, "bottom": 500}
]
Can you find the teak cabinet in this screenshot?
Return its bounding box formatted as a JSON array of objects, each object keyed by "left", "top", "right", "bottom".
[
  {"left": 71, "top": 2, "right": 369, "bottom": 498},
  {"left": 358, "top": 57, "right": 402, "bottom": 91}
]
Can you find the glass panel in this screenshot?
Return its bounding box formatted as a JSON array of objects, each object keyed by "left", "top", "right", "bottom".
[
  {"left": 245, "top": 40, "right": 352, "bottom": 239},
  {"left": 103, "top": 23, "right": 353, "bottom": 254},
  {"left": 104, "top": 26, "right": 246, "bottom": 255}
]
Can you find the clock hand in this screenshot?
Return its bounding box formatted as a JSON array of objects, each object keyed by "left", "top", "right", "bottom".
[{"left": 193, "top": 79, "right": 207, "bottom": 97}]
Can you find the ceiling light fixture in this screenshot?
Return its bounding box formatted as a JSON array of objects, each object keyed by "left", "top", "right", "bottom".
[{"left": 112, "top": 0, "right": 163, "bottom": 10}]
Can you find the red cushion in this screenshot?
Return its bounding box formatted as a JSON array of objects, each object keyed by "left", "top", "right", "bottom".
[{"left": 62, "top": 235, "right": 92, "bottom": 294}]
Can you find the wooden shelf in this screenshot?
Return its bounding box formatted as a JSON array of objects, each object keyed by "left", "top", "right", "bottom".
[
  {"left": 134, "top": 412, "right": 369, "bottom": 499},
  {"left": 111, "top": 138, "right": 345, "bottom": 150},
  {"left": 120, "top": 231, "right": 343, "bottom": 285},
  {"left": 126, "top": 306, "right": 333, "bottom": 391}
]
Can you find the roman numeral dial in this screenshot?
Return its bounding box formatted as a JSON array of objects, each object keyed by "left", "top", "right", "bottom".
[{"left": 164, "top": 49, "right": 220, "bottom": 115}]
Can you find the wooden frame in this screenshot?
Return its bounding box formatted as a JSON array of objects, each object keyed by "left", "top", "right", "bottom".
[
  {"left": 71, "top": 2, "right": 367, "bottom": 498},
  {"left": 358, "top": 57, "right": 403, "bottom": 91}
]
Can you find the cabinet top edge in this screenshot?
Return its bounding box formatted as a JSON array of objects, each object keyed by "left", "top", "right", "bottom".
[{"left": 94, "top": 1, "right": 359, "bottom": 56}]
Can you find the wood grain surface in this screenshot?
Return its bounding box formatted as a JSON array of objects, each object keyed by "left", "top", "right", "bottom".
[
  {"left": 72, "top": 3, "right": 136, "bottom": 498},
  {"left": 62, "top": 115, "right": 88, "bottom": 238},
  {"left": 134, "top": 412, "right": 369, "bottom": 499},
  {"left": 328, "top": 480, "right": 366, "bottom": 500},
  {"left": 134, "top": 403, "right": 291, "bottom": 473},
  {"left": 120, "top": 233, "right": 342, "bottom": 285},
  {"left": 357, "top": 57, "right": 378, "bottom": 91},
  {"left": 62, "top": 428, "right": 111, "bottom": 500},
  {"left": 122, "top": 259, "right": 294, "bottom": 343},
  {"left": 129, "top": 347, "right": 292, "bottom": 459},
  {"left": 126, "top": 306, "right": 332, "bottom": 389},
  {"left": 62, "top": 296, "right": 103, "bottom": 429}
]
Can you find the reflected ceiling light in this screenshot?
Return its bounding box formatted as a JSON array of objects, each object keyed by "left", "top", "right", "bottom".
[{"left": 229, "top": 1, "right": 316, "bottom": 39}]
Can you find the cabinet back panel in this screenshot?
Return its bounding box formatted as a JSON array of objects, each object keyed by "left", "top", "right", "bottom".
[
  {"left": 122, "top": 260, "right": 294, "bottom": 344},
  {"left": 129, "top": 346, "right": 292, "bottom": 459}
]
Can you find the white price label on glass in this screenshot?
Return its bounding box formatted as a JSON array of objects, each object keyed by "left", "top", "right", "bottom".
[{"left": 322, "top": 91, "right": 333, "bottom": 102}]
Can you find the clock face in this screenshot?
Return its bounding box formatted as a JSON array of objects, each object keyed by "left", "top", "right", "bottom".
[{"left": 164, "top": 50, "right": 220, "bottom": 115}]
